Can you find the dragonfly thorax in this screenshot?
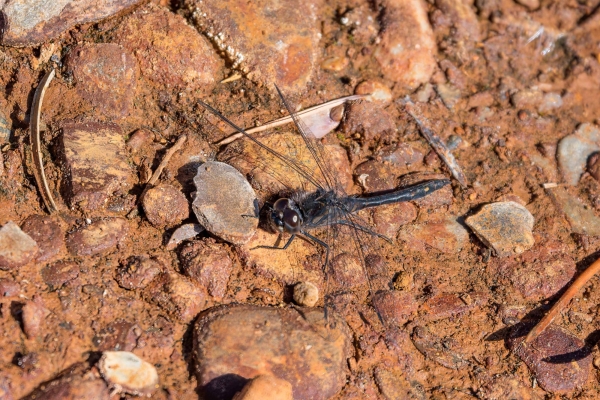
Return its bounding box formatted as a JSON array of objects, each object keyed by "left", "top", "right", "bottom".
[{"left": 269, "top": 198, "right": 304, "bottom": 234}]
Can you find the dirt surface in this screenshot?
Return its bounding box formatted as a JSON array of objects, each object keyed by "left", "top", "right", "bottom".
[{"left": 3, "top": 0, "right": 600, "bottom": 399}]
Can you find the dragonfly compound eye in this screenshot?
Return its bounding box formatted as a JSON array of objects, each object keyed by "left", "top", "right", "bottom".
[
  {"left": 283, "top": 209, "right": 301, "bottom": 231},
  {"left": 273, "top": 198, "right": 291, "bottom": 212}
]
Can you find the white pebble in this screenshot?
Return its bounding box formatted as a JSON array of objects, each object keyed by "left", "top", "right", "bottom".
[
  {"left": 98, "top": 351, "right": 159, "bottom": 396},
  {"left": 293, "top": 282, "right": 319, "bottom": 307}
]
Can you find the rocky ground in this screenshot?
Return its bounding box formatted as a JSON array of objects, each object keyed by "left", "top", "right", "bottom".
[{"left": 1, "top": 0, "right": 600, "bottom": 399}]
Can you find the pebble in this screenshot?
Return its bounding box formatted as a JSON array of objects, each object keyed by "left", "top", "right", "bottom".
[
  {"left": 185, "top": 0, "right": 320, "bottom": 93},
  {"left": 373, "top": 366, "right": 421, "bottom": 400},
  {"left": 142, "top": 184, "right": 189, "bottom": 228},
  {"left": 398, "top": 217, "right": 468, "bottom": 254},
  {"left": 538, "top": 92, "right": 563, "bottom": 113},
  {"left": 420, "top": 292, "right": 488, "bottom": 321},
  {"left": 0, "top": 278, "right": 19, "bottom": 296},
  {"left": 514, "top": 0, "right": 540, "bottom": 11},
  {"left": 465, "top": 201, "right": 534, "bottom": 257},
  {"left": 20, "top": 214, "right": 63, "bottom": 262},
  {"left": 557, "top": 123, "right": 600, "bottom": 186},
  {"left": 114, "top": 4, "right": 220, "bottom": 92},
  {"left": 433, "top": 0, "right": 481, "bottom": 43},
  {"left": 354, "top": 160, "right": 399, "bottom": 192},
  {"left": 61, "top": 122, "right": 134, "bottom": 212},
  {"left": 66, "top": 218, "right": 129, "bottom": 257},
  {"left": 510, "top": 89, "right": 543, "bottom": 110},
  {"left": 467, "top": 91, "right": 494, "bottom": 109},
  {"left": 435, "top": 83, "right": 461, "bottom": 109},
  {"left": 22, "top": 363, "right": 110, "bottom": 400},
  {"left": 329, "top": 253, "right": 368, "bottom": 290},
  {"left": 94, "top": 320, "right": 141, "bottom": 352},
  {"left": 115, "top": 255, "right": 163, "bottom": 290},
  {"left": 192, "top": 161, "right": 258, "bottom": 245},
  {"left": 232, "top": 375, "right": 293, "bottom": 400},
  {"left": 126, "top": 128, "right": 154, "bottom": 153},
  {"left": 292, "top": 281, "right": 319, "bottom": 307},
  {"left": 0, "top": 221, "right": 38, "bottom": 270},
  {"left": 378, "top": 142, "right": 425, "bottom": 167},
  {"left": 550, "top": 187, "right": 600, "bottom": 235},
  {"left": 179, "top": 239, "right": 233, "bottom": 300},
  {"left": 320, "top": 56, "right": 349, "bottom": 72},
  {"left": 411, "top": 326, "right": 468, "bottom": 370},
  {"left": 166, "top": 223, "right": 205, "bottom": 250},
  {"left": 193, "top": 305, "right": 351, "bottom": 400},
  {"left": 143, "top": 272, "right": 207, "bottom": 322},
  {"left": 373, "top": 0, "right": 436, "bottom": 90},
  {"left": 0, "top": 0, "right": 144, "bottom": 46},
  {"left": 588, "top": 152, "right": 600, "bottom": 182},
  {"left": 371, "top": 290, "right": 418, "bottom": 327},
  {"left": 371, "top": 202, "right": 418, "bottom": 238},
  {"left": 134, "top": 316, "right": 176, "bottom": 361},
  {"left": 509, "top": 324, "right": 591, "bottom": 393},
  {"left": 21, "top": 296, "right": 49, "bottom": 339},
  {"left": 65, "top": 43, "right": 137, "bottom": 120},
  {"left": 98, "top": 351, "right": 159, "bottom": 396},
  {"left": 355, "top": 80, "right": 393, "bottom": 104},
  {"left": 341, "top": 102, "right": 397, "bottom": 143},
  {"left": 0, "top": 110, "right": 10, "bottom": 143},
  {"left": 41, "top": 261, "right": 79, "bottom": 291}
]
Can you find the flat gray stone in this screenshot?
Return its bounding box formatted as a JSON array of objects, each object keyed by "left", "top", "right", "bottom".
[
  {"left": 192, "top": 161, "right": 257, "bottom": 245},
  {"left": 550, "top": 187, "right": 600, "bottom": 236},
  {"left": 557, "top": 123, "right": 600, "bottom": 185},
  {"left": 399, "top": 217, "right": 468, "bottom": 254},
  {"left": 465, "top": 201, "right": 534, "bottom": 257},
  {"left": 0, "top": 221, "right": 38, "bottom": 270}
]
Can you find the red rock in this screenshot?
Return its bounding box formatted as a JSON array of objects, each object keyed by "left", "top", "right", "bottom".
[
  {"left": 0, "top": 278, "right": 19, "bottom": 297},
  {"left": 143, "top": 272, "right": 207, "bottom": 322},
  {"left": 22, "top": 363, "right": 110, "bottom": 400},
  {"left": 0, "top": 221, "right": 38, "bottom": 270},
  {"left": 41, "top": 261, "right": 79, "bottom": 290},
  {"left": 378, "top": 143, "right": 425, "bottom": 167},
  {"left": 432, "top": 0, "right": 481, "bottom": 43},
  {"left": 193, "top": 305, "right": 351, "bottom": 400},
  {"left": 398, "top": 218, "right": 468, "bottom": 254},
  {"left": 61, "top": 122, "right": 134, "bottom": 212},
  {"left": 65, "top": 43, "right": 138, "bottom": 119},
  {"left": 179, "top": 239, "right": 233, "bottom": 300},
  {"left": 354, "top": 160, "right": 398, "bottom": 192},
  {"left": 341, "top": 102, "right": 396, "bottom": 143},
  {"left": 142, "top": 184, "right": 189, "bottom": 228},
  {"left": 126, "top": 128, "right": 154, "bottom": 153},
  {"left": 135, "top": 316, "right": 175, "bottom": 361},
  {"left": 66, "top": 218, "right": 129, "bottom": 257},
  {"left": 411, "top": 326, "right": 468, "bottom": 370},
  {"left": 371, "top": 202, "right": 417, "bottom": 239},
  {"left": 21, "top": 296, "right": 49, "bottom": 339},
  {"left": 114, "top": 3, "right": 220, "bottom": 92},
  {"left": 420, "top": 292, "right": 488, "bottom": 321},
  {"left": 509, "top": 324, "right": 591, "bottom": 394},
  {"left": 115, "top": 255, "right": 163, "bottom": 290},
  {"left": 233, "top": 375, "right": 293, "bottom": 400},
  {"left": 354, "top": 81, "right": 393, "bottom": 104},
  {"left": 93, "top": 320, "right": 141, "bottom": 352},
  {"left": 20, "top": 215, "right": 63, "bottom": 262},
  {"left": 371, "top": 291, "right": 418, "bottom": 327},
  {"left": 328, "top": 253, "right": 367, "bottom": 290}
]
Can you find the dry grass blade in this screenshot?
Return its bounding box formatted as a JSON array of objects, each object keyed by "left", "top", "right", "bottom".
[
  {"left": 404, "top": 101, "right": 468, "bottom": 188},
  {"left": 215, "top": 94, "right": 367, "bottom": 145},
  {"left": 30, "top": 69, "right": 58, "bottom": 214},
  {"left": 523, "top": 256, "right": 600, "bottom": 344}
]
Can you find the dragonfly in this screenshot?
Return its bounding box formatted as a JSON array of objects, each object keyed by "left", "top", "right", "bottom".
[{"left": 199, "top": 87, "right": 450, "bottom": 305}]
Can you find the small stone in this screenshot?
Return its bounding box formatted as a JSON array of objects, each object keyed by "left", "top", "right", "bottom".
[
  {"left": 355, "top": 80, "right": 393, "bottom": 104},
  {"left": 116, "top": 255, "right": 163, "bottom": 290},
  {"left": 61, "top": 122, "right": 134, "bottom": 212},
  {"left": 551, "top": 187, "right": 600, "bottom": 235},
  {"left": 293, "top": 281, "right": 319, "bottom": 307},
  {"left": 436, "top": 83, "right": 461, "bottom": 109},
  {"left": 21, "top": 297, "right": 49, "bottom": 339},
  {"left": 371, "top": 290, "right": 418, "bottom": 327},
  {"left": 378, "top": 143, "right": 425, "bottom": 167},
  {"left": 398, "top": 218, "right": 468, "bottom": 253},
  {"left": 0, "top": 278, "right": 19, "bottom": 296},
  {"left": 433, "top": 0, "right": 481, "bottom": 42},
  {"left": 134, "top": 317, "right": 176, "bottom": 361},
  {"left": 511, "top": 89, "right": 543, "bottom": 110},
  {"left": 538, "top": 92, "right": 562, "bottom": 113},
  {"left": 66, "top": 218, "right": 129, "bottom": 257},
  {"left": 41, "top": 261, "right": 79, "bottom": 291},
  {"left": 373, "top": 0, "right": 436, "bottom": 90},
  {"left": 373, "top": 367, "right": 421, "bottom": 400},
  {"left": 467, "top": 91, "right": 494, "bottom": 109},
  {"left": 557, "top": 123, "right": 600, "bottom": 185},
  {"left": 94, "top": 320, "right": 141, "bottom": 352},
  {"left": 179, "top": 239, "right": 233, "bottom": 300},
  {"left": 505, "top": 255, "right": 576, "bottom": 301},
  {"left": 142, "top": 184, "right": 189, "bottom": 228},
  {"left": 114, "top": 4, "right": 220, "bottom": 92},
  {"left": 192, "top": 161, "right": 258, "bottom": 245},
  {"left": 371, "top": 202, "right": 418, "bottom": 238},
  {"left": 414, "top": 83, "right": 434, "bottom": 103},
  {"left": 588, "top": 152, "right": 600, "bottom": 182},
  {"left": 143, "top": 272, "right": 207, "bottom": 322},
  {"left": 465, "top": 201, "right": 534, "bottom": 257},
  {"left": 233, "top": 375, "right": 293, "bottom": 400},
  {"left": 354, "top": 160, "right": 398, "bottom": 192},
  {"left": 126, "top": 128, "right": 154, "bottom": 153},
  {"left": 341, "top": 102, "right": 396, "bottom": 143},
  {"left": 65, "top": 43, "right": 138, "bottom": 119},
  {"left": 20, "top": 214, "right": 63, "bottom": 262},
  {"left": 420, "top": 292, "right": 488, "bottom": 321},
  {"left": 0, "top": 0, "right": 144, "bottom": 46},
  {"left": 185, "top": 0, "right": 320, "bottom": 93},
  {"left": 193, "top": 305, "right": 351, "bottom": 400},
  {"left": 509, "top": 324, "right": 591, "bottom": 393},
  {"left": 98, "top": 351, "right": 159, "bottom": 396},
  {"left": 166, "top": 223, "right": 205, "bottom": 250},
  {"left": 514, "top": 0, "right": 540, "bottom": 11},
  {"left": 22, "top": 363, "right": 110, "bottom": 400},
  {"left": 0, "top": 221, "right": 38, "bottom": 270},
  {"left": 328, "top": 253, "right": 367, "bottom": 290},
  {"left": 411, "top": 326, "right": 468, "bottom": 370},
  {"left": 320, "top": 56, "right": 349, "bottom": 72},
  {"left": 0, "top": 110, "right": 11, "bottom": 143}
]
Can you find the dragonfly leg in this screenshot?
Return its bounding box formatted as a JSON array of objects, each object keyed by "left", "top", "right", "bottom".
[
  {"left": 302, "top": 231, "right": 330, "bottom": 269},
  {"left": 252, "top": 233, "right": 296, "bottom": 251},
  {"left": 334, "top": 220, "right": 392, "bottom": 243}
]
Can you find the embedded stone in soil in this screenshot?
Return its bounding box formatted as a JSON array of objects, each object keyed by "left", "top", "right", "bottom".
[
  {"left": 549, "top": 186, "right": 600, "bottom": 236},
  {"left": 398, "top": 217, "right": 469, "bottom": 254},
  {"left": 371, "top": 290, "right": 418, "bottom": 327},
  {"left": 184, "top": 0, "right": 320, "bottom": 93},
  {"left": 142, "top": 272, "right": 207, "bottom": 322},
  {"left": 0, "top": 221, "right": 38, "bottom": 270},
  {"left": 465, "top": 201, "right": 534, "bottom": 257},
  {"left": 41, "top": 260, "right": 79, "bottom": 291},
  {"left": 411, "top": 326, "right": 468, "bottom": 370},
  {"left": 0, "top": 0, "right": 144, "bottom": 46},
  {"left": 66, "top": 218, "right": 129, "bottom": 257},
  {"left": 142, "top": 184, "right": 189, "bottom": 228},
  {"left": 557, "top": 123, "right": 600, "bottom": 186},
  {"left": 115, "top": 255, "right": 164, "bottom": 290},
  {"left": 508, "top": 324, "right": 591, "bottom": 394},
  {"left": 166, "top": 223, "right": 205, "bottom": 250},
  {"left": 113, "top": 3, "right": 221, "bottom": 92},
  {"left": 233, "top": 375, "right": 294, "bottom": 400},
  {"left": 20, "top": 214, "right": 64, "bottom": 262},
  {"left": 193, "top": 304, "right": 351, "bottom": 400},
  {"left": 192, "top": 161, "right": 258, "bottom": 245},
  {"left": 22, "top": 363, "right": 110, "bottom": 400},
  {"left": 61, "top": 122, "right": 134, "bottom": 212},
  {"left": 98, "top": 351, "right": 159, "bottom": 397}
]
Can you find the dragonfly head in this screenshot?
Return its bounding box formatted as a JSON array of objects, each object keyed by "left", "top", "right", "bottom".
[{"left": 269, "top": 198, "right": 303, "bottom": 234}]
